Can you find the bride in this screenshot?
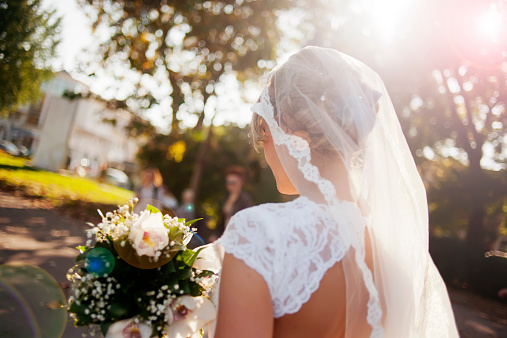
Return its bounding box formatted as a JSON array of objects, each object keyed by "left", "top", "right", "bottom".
[{"left": 207, "top": 46, "right": 458, "bottom": 337}]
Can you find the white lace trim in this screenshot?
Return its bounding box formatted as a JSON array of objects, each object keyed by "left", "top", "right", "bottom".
[
  {"left": 218, "top": 197, "right": 355, "bottom": 317},
  {"left": 248, "top": 87, "right": 384, "bottom": 337}
]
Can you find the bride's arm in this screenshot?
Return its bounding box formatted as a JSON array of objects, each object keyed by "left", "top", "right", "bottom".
[{"left": 214, "top": 253, "right": 273, "bottom": 338}]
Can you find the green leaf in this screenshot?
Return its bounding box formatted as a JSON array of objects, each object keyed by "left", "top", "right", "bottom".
[
  {"left": 184, "top": 218, "right": 203, "bottom": 227},
  {"left": 179, "top": 249, "right": 194, "bottom": 266},
  {"left": 189, "top": 282, "right": 204, "bottom": 296},
  {"left": 183, "top": 247, "right": 204, "bottom": 267},
  {"left": 165, "top": 259, "right": 176, "bottom": 273},
  {"left": 165, "top": 276, "right": 177, "bottom": 288},
  {"left": 196, "top": 269, "right": 215, "bottom": 278},
  {"left": 96, "top": 240, "right": 113, "bottom": 250},
  {"left": 69, "top": 301, "right": 88, "bottom": 317},
  {"left": 146, "top": 204, "right": 161, "bottom": 214},
  {"left": 175, "top": 269, "right": 192, "bottom": 280},
  {"left": 180, "top": 280, "right": 191, "bottom": 294},
  {"left": 76, "top": 251, "right": 88, "bottom": 262},
  {"left": 76, "top": 245, "right": 87, "bottom": 252},
  {"left": 109, "top": 301, "right": 130, "bottom": 318},
  {"left": 169, "top": 226, "right": 184, "bottom": 238},
  {"left": 100, "top": 323, "right": 112, "bottom": 336}
]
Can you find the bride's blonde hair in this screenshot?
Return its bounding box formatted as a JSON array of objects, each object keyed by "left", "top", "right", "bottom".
[{"left": 251, "top": 47, "right": 381, "bottom": 159}]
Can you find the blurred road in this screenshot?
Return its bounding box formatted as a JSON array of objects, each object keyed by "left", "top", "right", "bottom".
[
  {"left": 0, "top": 191, "right": 87, "bottom": 338},
  {"left": 0, "top": 191, "right": 506, "bottom": 337},
  {"left": 449, "top": 288, "right": 507, "bottom": 338}
]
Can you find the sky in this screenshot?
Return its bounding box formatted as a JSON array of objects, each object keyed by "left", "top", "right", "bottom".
[{"left": 42, "top": 0, "right": 93, "bottom": 72}]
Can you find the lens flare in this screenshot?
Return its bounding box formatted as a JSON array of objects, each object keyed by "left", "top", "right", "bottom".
[
  {"left": 85, "top": 247, "right": 115, "bottom": 276},
  {"left": 477, "top": 6, "right": 504, "bottom": 42},
  {"left": 0, "top": 264, "right": 67, "bottom": 337}
]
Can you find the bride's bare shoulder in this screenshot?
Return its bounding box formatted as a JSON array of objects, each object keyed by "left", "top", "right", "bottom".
[
  {"left": 215, "top": 197, "right": 367, "bottom": 337},
  {"left": 215, "top": 251, "right": 273, "bottom": 338}
]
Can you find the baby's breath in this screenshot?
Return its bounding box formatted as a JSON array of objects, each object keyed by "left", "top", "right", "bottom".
[{"left": 66, "top": 197, "right": 217, "bottom": 337}]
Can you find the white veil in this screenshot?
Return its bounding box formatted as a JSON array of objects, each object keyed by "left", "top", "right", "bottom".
[{"left": 249, "top": 46, "right": 458, "bottom": 337}]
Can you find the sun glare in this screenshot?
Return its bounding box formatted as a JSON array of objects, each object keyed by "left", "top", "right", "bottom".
[
  {"left": 477, "top": 5, "right": 504, "bottom": 42},
  {"left": 370, "top": 0, "right": 407, "bottom": 42}
]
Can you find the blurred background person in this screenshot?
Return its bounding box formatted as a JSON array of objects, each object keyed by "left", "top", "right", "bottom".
[
  {"left": 175, "top": 188, "right": 197, "bottom": 221},
  {"left": 134, "top": 167, "right": 178, "bottom": 214},
  {"left": 176, "top": 188, "right": 208, "bottom": 249},
  {"left": 214, "top": 165, "right": 253, "bottom": 239}
]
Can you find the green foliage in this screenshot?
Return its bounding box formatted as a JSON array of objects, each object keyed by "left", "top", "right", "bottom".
[
  {"left": 0, "top": 0, "right": 61, "bottom": 114},
  {"left": 77, "top": 0, "right": 290, "bottom": 130},
  {"left": 76, "top": 0, "right": 295, "bottom": 219},
  {"left": 0, "top": 152, "right": 133, "bottom": 205},
  {"left": 423, "top": 158, "right": 507, "bottom": 243},
  {"left": 146, "top": 204, "right": 161, "bottom": 214},
  {"left": 184, "top": 218, "right": 203, "bottom": 227},
  {"left": 137, "top": 124, "right": 282, "bottom": 226}
]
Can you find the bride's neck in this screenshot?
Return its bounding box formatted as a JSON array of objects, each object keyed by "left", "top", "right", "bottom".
[{"left": 298, "top": 157, "right": 354, "bottom": 204}]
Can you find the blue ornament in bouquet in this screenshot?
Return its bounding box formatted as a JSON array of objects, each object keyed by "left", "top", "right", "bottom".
[{"left": 67, "top": 198, "right": 218, "bottom": 338}]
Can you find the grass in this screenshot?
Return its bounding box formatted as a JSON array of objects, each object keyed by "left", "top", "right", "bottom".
[{"left": 0, "top": 152, "right": 133, "bottom": 206}]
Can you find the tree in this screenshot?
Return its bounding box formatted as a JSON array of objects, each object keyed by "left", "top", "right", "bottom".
[
  {"left": 300, "top": 0, "right": 507, "bottom": 249},
  {"left": 77, "top": 0, "right": 291, "bottom": 199},
  {"left": 137, "top": 124, "right": 281, "bottom": 232},
  {"left": 0, "top": 0, "right": 61, "bottom": 115},
  {"left": 388, "top": 0, "right": 506, "bottom": 250},
  {"left": 77, "top": 0, "right": 290, "bottom": 128}
]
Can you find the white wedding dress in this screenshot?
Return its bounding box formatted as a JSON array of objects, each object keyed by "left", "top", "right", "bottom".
[
  {"left": 218, "top": 196, "right": 357, "bottom": 318},
  {"left": 211, "top": 196, "right": 457, "bottom": 337},
  {"left": 205, "top": 46, "right": 459, "bottom": 337}
]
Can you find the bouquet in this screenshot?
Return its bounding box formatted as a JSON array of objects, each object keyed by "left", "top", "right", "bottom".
[{"left": 67, "top": 198, "right": 218, "bottom": 338}]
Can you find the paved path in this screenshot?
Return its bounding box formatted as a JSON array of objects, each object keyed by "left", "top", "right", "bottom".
[
  {"left": 0, "top": 191, "right": 506, "bottom": 337},
  {"left": 449, "top": 288, "right": 507, "bottom": 338},
  {"left": 0, "top": 192, "right": 87, "bottom": 337}
]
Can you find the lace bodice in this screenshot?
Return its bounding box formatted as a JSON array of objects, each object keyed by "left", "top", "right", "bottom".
[{"left": 217, "top": 196, "right": 366, "bottom": 318}]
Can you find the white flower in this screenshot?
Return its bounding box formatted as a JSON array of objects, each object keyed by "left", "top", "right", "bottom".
[
  {"left": 105, "top": 318, "right": 152, "bottom": 338},
  {"left": 165, "top": 296, "right": 216, "bottom": 338},
  {"left": 192, "top": 244, "right": 222, "bottom": 273},
  {"left": 129, "top": 210, "right": 169, "bottom": 257},
  {"left": 182, "top": 232, "right": 193, "bottom": 246}
]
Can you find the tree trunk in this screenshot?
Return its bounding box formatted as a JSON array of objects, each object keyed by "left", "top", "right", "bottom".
[
  {"left": 188, "top": 126, "right": 213, "bottom": 201},
  {"left": 5, "top": 110, "right": 14, "bottom": 141},
  {"left": 188, "top": 91, "right": 214, "bottom": 201},
  {"left": 195, "top": 112, "right": 205, "bottom": 131},
  {"left": 465, "top": 150, "right": 488, "bottom": 251},
  {"left": 194, "top": 92, "right": 211, "bottom": 131},
  {"left": 169, "top": 73, "right": 183, "bottom": 134},
  {"left": 442, "top": 71, "right": 489, "bottom": 250},
  {"left": 171, "top": 107, "right": 179, "bottom": 134}
]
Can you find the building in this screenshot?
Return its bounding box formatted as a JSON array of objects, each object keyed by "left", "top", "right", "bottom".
[{"left": 0, "top": 71, "right": 138, "bottom": 177}]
